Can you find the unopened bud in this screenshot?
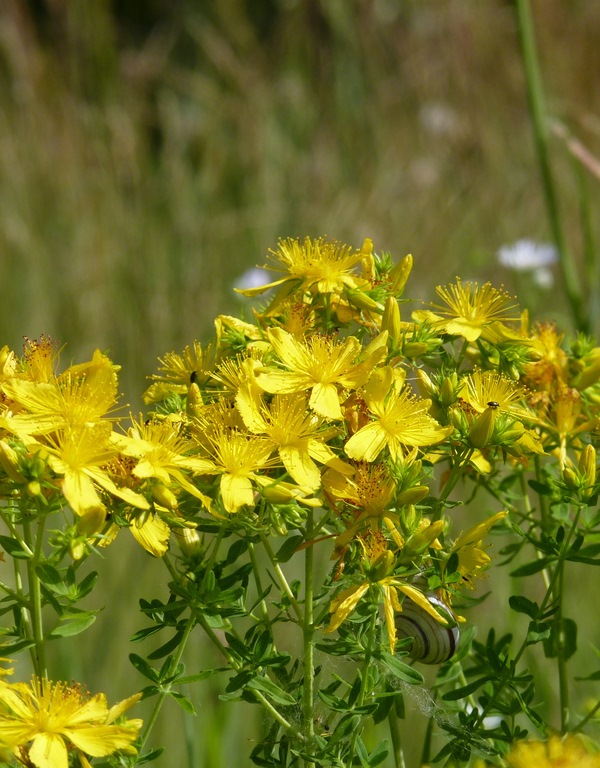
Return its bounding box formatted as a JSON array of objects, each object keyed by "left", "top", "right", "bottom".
[
  {"left": 370, "top": 549, "right": 395, "bottom": 581},
  {"left": 175, "top": 527, "right": 203, "bottom": 558},
  {"left": 346, "top": 289, "right": 384, "bottom": 313},
  {"left": 360, "top": 238, "right": 375, "bottom": 281},
  {"left": 26, "top": 480, "right": 42, "bottom": 497},
  {"left": 579, "top": 444, "right": 596, "bottom": 498},
  {"left": 402, "top": 341, "right": 429, "bottom": 359},
  {"left": 396, "top": 485, "right": 430, "bottom": 506},
  {"left": 151, "top": 483, "right": 178, "bottom": 510},
  {"left": 186, "top": 382, "right": 203, "bottom": 419},
  {"left": 440, "top": 376, "right": 457, "bottom": 408},
  {"left": 469, "top": 408, "right": 496, "bottom": 448},
  {"left": 415, "top": 369, "right": 435, "bottom": 399},
  {"left": 389, "top": 253, "right": 413, "bottom": 296},
  {"left": 562, "top": 466, "right": 579, "bottom": 490},
  {"left": 381, "top": 297, "right": 401, "bottom": 345},
  {"left": 77, "top": 506, "right": 107, "bottom": 536},
  {"left": 0, "top": 441, "right": 26, "bottom": 483}
]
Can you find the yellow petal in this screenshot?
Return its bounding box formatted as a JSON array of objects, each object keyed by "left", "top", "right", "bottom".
[
  {"left": 325, "top": 583, "right": 370, "bottom": 633},
  {"left": 279, "top": 445, "right": 321, "bottom": 491},
  {"left": 345, "top": 423, "right": 388, "bottom": 462},
  {"left": 221, "top": 473, "right": 254, "bottom": 513},
  {"left": 396, "top": 585, "right": 448, "bottom": 625},
  {"left": 130, "top": 515, "right": 170, "bottom": 557},
  {"left": 309, "top": 383, "right": 343, "bottom": 420},
  {"left": 29, "top": 733, "right": 68, "bottom": 768}
]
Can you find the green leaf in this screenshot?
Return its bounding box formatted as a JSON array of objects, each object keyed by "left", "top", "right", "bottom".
[
  {"left": 129, "top": 653, "right": 159, "bottom": 682},
  {"left": 508, "top": 595, "right": 539, "bottom": 618},
  {"left": 528, "top": 479, "right": 551, "bottom": 495},
  {"left": 48, "top": 612, "right": 96, "bottom": 638},
  {"left": 275, "top": 535, "right": 304, "bottom": 563},
  {"left": 77, "top": 571, "right": 99, "bottom": 599},
  {"left": 178, "top": 668, "right": 228, "bottom": 684},
  {"left": 377, "top": 652, "right": 423, "bottom": 685},
  {"left": 367, "top": 740, "right": 390, "bottom": 766},
  {"left": 148, "top": 630, "right": 184, "bottom": 660},
  {"left": 169, "top": 691, "right": 196, "bottom": 715},
  {"left": 510, "top": 557, "right": 553, "bottom": 577},
  {"left": 35, "top": 563, "right": 62, "bottom": 584},
  {"left": 246, "top": 676, "right": 296, "bottom": 706},
  {"left": 225, "top": 537, "right": 248, "bottom": 566},
  {"left": 442, "top": 677, "right": 490, "bottom": 701},
  {"left": 0, "top": 535, "right": 29, "bottom": 559}
]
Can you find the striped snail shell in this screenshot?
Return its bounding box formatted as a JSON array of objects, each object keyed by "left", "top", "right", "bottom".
[{"left": 395, "top": 594, "right": 460, "bottom": 665}]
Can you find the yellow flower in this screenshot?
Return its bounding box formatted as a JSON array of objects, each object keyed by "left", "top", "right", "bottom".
[
  {"left": 245, "top": 394, "right": 352, "bottom": 491},
  {"left": 325, "top": 550, "right": 449, "bottom": 654},
  {"left": 198, "top": 429, "right": 277, "bottom": 513},
  {"left": 2, "top": 350, "right": 120, "bottom": 436},
  {"left": 256, "top": 328, "right": 386, "bottom": 420},
  {"left": 459, "top": 370, "right": 527, "bottom": 415},
  {"left": 414, "top": 278, "right": 519, "bottom": 342},
  {"left": 450, "top": 511, "right": 507, "bottom": 588},
  {"left": 235, "top": 236, "right": 363, "bottom": 299},
  {"left": 113, "top": 416, "right": 215, "bottom": 511},
  {"left": 0, "top": 677, "right": 142, "bottom": 768},
  {"left": 42, "top": 424, "right": 149, "bottom": 519},
  {"left": 143, "top": 340, "right": 217, "bottom": 404},
  {"left": 344, "top": 367, "right": 452, "bottom": 462},
  {"left": 506, "top": 734, "right": 600, "bottom": 768}
]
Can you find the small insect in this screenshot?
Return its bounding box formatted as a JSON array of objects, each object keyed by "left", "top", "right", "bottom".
[{"left": 487, "top": 401, "right": 500, "bottom": 408}]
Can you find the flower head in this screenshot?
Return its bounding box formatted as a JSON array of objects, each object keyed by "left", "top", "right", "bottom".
[
  {"left": 235, "top": 236, "right": 364, "bottom": 299},
  {"left": 0, "top": 677, "right": 142, "bottom": 768},
  {"left": 256, "top": 328, "right": 386, "bottom": 420},
  {"left": 415, "top": 278, "right": 520, "bottom": 342},
  {"left": 506, "top": 734, "right": 600, "bottom": 768},
  {"left": 344, "top": 368, "right": 452, "bottom": 462}
]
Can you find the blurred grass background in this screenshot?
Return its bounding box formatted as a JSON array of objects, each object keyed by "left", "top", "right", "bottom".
[{"left": 2, "top": 1, "right": 600, "bottom": 765}]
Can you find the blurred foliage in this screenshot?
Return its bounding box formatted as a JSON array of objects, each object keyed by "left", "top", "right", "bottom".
[{"left": 0, "top": 0, "right": 599, "bottom": 404}]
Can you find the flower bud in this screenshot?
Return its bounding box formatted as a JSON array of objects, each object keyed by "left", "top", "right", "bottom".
[
  {"left": 415, "top": 369, "right": 436, "bottom": 399},
  {"left": 402, "top": 341, "right": 429, "bottom": 359},
  {"left": 370, "top": 549, "right": 395, "bottom": 581},
  {"left": 77, "top": 506, "right": 107, "bottom": 536},
  {"left": 396, "top": 485, "right": 430, "bottom": 506},
  {"left": 186, "top": 382, "right": 203, "bottom": 419},
  {"left": 174, "top": 527, "right": 203, "bottom": 558},
  {"left": 440, "top": 376, "right": 458, "bottom": 408},
  {"left": 562, "top": 466, "right": 579, "bottom": 490},
  {"left": 151, "top": 483, "right": 178, "bottom": 510},
  {"left": 469, "top": 408, "right": 496, "bottom": 448},
  {"left": 360, "top": 238, "right": 375, "bottom": 281},
  {"left": 0, "top": 441, "right": 26, "bottom": 483},
  {"left": 579, "top": 444, "right": 596, "bottom": 498},
  {"left": 389, "top": 253, "right": 413, "bottom": 295},
  {"left": 381, "top": 297, "right": 401, "bottom": 345},
  {"left": 346, "top": 289, "right": 384, "bottom": 313}
]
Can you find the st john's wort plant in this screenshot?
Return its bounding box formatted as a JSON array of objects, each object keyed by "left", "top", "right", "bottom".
[{"left": 1, "top": 237, "right": 600, "bottom": 767}]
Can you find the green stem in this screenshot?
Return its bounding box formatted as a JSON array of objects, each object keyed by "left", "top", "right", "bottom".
[
  {"left": 22, "top": 513, "right": 47, "bottom": 678},
  {"left": 556, "top": 555, "right": 569, "bottom": 733},
  {"left": 347, "top": 610, "right": 378, "bottom": 766},
  {"left": 260, "top": 533, "right": 303, "bottom": 622},
  {"left": 514, "top": 0, "right": 588, "bottom": 332},
  {"left": 435, "top": 447, "right": 475, "bottom": 519},
  {"left": 302, "top": 509, "right": 316, "bottom": 767},
  {"left": 247, "top": 541, "right": 275, "bottom": 638},
  {"left": 472, "top": 506, "right": 582, "bottom": 732},
  {"left": 194, "top": 609, "right": 303, "bottom": 741},
  {"left": 138, "top": 609, "right": 196, "bottom": 755},
  {"left": 388, "top": 708, "right": 406, "bottom": 768}
]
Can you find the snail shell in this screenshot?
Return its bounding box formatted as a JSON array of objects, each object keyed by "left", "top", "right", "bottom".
[{"left": 395, "top": 594, "right": 460, "bottom": 665}]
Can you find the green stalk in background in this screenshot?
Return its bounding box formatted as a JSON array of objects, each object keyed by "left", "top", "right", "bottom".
[{"left": 515, "top": 0, "right": 589, "bottom": 332}]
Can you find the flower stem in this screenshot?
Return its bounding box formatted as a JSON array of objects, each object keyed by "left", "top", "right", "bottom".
[
  {"left": 22, "top": 512, "right": 47, "bottom": 678},
  {"left": 347, "top": 610, "right": 378, "bottom": 766},
  {"left": 260, "top": 533, "right": 303, "bottom": 622},
  {"left": 388, "top": 708, "right": 406, "bottom": 768},
  {"left": 514, "top": 0, "right": 588, "bottom": 332},
  {"left": 302, "top": 508, "right": 316, "bottom": 767}
]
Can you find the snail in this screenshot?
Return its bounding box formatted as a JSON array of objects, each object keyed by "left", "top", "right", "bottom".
[{"left": 395, "top": 594, "right": 460, "bottom": 665}]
